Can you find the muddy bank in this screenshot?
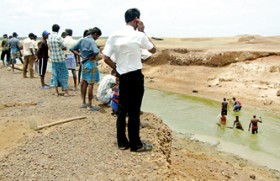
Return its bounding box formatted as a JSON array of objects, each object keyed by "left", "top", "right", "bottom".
[{"left": 146, "top": 48, "right": 280, "bottom": 67}]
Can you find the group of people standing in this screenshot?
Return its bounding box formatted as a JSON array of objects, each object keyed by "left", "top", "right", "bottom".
[
  {"left": 220, "top": 97, "right": 262, "bottom": 134},
  {"left": 1, "top": 32, "right": 24, "bottom": 70},
  {"left": 1, "top": 8, "right": 157, "bottom": 152}
]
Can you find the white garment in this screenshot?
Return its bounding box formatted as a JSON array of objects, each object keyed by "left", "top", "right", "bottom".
[
  {"left": 96, "top": 75, "right": 116, "bottom": 104},
  {"left": 141, "top": 49, "right": 152, "bottom": 60},
  {"left": 64, "top": 36, "right": 76, "bottom": 55},
  {"left": 22, "top": 38, "right": 34, "bottom": 56},
  {"left": 102, "top": 25, "right": 154, "bottom": 75}
]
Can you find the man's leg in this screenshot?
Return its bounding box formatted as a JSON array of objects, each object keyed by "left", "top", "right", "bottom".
[
  {"left": 6, "top": 51, "right": 10, "bottom": 66},
  {"left": 38, "top": 58, "right": 44, "bottom": 86},
  {"left": 11, "top": 53, "right": 15, "bottom": 71},
  {"left": 81, "top": 80, "right": 88, "bottom": 104},
  {"left": 1, "top": 51, "right": 5, "bottom": 66},
  {"left": 72, "top": 69, "right": 77, "bottom": 89},
  {"left": 127, "top": 71, "right": 145, "bottom": 151},
  {"left": 54, "top": 87, "right": 59, "bottom": 96},
  {"left": 116, "top": 103, "right": 129, "bottom": 149},
  {"left": 87, "top": 83, "right": 94, "bottom": 107},
  {"left": 19, "top": 57, "right": 24, "bottom": 64},
  {"left": 23, "top": 56, "right": 29, "bottom": 78},
  {"left": 29, "top": 56, "right": 35, "bottom": 78}
]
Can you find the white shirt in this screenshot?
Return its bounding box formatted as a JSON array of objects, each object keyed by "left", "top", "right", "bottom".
[
  {"left": 102, "top": 25, "right": 154, "bottom": 75},
  {"left": 63, "top": 36, "right": 76, "bottom": 55},
  {"left": 32, "top": 40, "right": 38, "bottom": 52},
  {"left": 22, "top": 38, "right": 34, "bottom": 56},
  {"left": 96, "top": 75, "right": 116, "bottom": 104}
]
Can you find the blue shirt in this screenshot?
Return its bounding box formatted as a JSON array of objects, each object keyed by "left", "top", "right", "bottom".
[
  {"left": 70, "top": 35, "right": 99, "bottom": 60},
  {"left": 9, "top": 37, "right": 20, "bottom": 52}
]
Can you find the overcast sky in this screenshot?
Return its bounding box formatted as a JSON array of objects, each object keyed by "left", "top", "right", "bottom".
[{"left": 0, "top": 0, "right": 279, "bottom": 38}]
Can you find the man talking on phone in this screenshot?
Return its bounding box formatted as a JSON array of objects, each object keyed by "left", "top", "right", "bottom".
[{"left": 103, "top": 8, "right": 156, "bottom": 152}]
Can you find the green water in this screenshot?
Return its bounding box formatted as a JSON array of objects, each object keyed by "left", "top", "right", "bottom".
[{"left": 142, "top": 88, "right": 280, "bottom": 171}]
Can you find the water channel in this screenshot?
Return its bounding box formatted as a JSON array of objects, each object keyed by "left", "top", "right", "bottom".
[
  {"left": 142, "top": 88, "right": 280, "bottom": 171},
  {"left": 44, "top": 64, "right": 280, "bottom": 171}
]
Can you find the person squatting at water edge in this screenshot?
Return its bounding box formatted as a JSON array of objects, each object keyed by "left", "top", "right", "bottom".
[
  {"left": 70, "top": 27, "right": 102, "bottom": 111},
  {"left": 232, "top": 97, "right": 242, "bottom": 112},
  {"left": 103, "top": 8, "right": 156, "bottom": 152},
  {"left": 248, "top": 115, "right": 262, "bottom": 134},
  {"left": 96, "top": 70, "right": 116, "bottom": 105},
  {"left": 48, "top": 24, "right": 69, "bottom": 97}
]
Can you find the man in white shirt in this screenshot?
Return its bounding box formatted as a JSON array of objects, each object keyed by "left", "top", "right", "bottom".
[
  {"left": 64, "top": 29, "right": 78, "bottom": 89},
  {"left": 103, "top": 8, "right": 156, "bottom": 152},
  {"left": 96, "top": 72, "right": 116, "bottom": 104},
  {"left": 22, "top": 33, "right": 36, "bottom": 78}
]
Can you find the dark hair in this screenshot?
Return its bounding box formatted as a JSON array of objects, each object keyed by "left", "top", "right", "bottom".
[
  {"left": 61, "top": 32, "right": 66, "bottom": 38},
  {"left": 12, "top": 32, "right": 18, "bottom": 37},
  {"left": 125, "top": 8, "right": 140, "bottom": 23},
  {"left": 52, "top": 24, "right": 60, "bottom": 32},
  {"left": 90, "top": 27, "right": 102, "bottom": 36},
  {"left": 3, "top": 34, "right": 7, "bottom": 38},
  {"left": 83, "top": 29, "right": 89, "bottom": 37},
  {"left": 28, "top": 33, "right": 34, "bottom": 38},
  {"left": 65, "top": 29, "right": 73, "bottom": 36}
]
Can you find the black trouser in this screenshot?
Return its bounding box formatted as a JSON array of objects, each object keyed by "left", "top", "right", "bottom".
[
  {"left": 38, "top": 57, "right": 48, "bottom": 76},
  {"left": 117, "top": 69, "right": 144, "bottom": 150},
  {"left": 221, "top": 109, "right": 227, "bottom": 116},
  {"left": 1, "top": 50, "right": 10, "bottom": 64}
]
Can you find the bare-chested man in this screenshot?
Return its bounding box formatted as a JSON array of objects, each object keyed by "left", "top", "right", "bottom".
[{"left": 248, "top": 115, "right": 262, "bottom": 134}]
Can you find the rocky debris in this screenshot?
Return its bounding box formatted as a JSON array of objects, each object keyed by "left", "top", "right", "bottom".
[
  {"left": 238, "top": 36, "right": 256, "bottom": 43},
  {"left": 277, "top": 90, "right": 280, "bottom": 96},
  {"left": 250, "top": 174, "right": 256, "bottom": 180},
  {"left": 192, "top": 90, "right": 199, "bottom": 93},
  {"left": 146, "top": 49, "right": 279, "bottom": 67},
  {"left": 262, "top": 99, "right": 273, "bottom": 105},
  {"left": 269, "top": 66, "right": 280, "bottom": 73}
]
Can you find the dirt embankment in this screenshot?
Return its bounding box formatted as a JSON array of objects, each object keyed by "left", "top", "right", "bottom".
[
  {"left": 1, "top": 35, "right": 280, "bottom": 180},
  {"left": 146, "top": 48, "right": 280, "bottom": 67},
  {"left": 0, "top": 68, "right": 172, "bottom": 180}
]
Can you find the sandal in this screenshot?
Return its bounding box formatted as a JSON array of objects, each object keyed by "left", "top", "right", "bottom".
[
  {"left": 80, "top": 103, "right": 89, "bottom": 108},
  {"left": 87, "top": 106, "right": 101, "bottom": 111}
]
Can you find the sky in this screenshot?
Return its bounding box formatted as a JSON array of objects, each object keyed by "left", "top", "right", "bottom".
[{"left": 0, "top": 0, "right": 279, "bottom": 38}]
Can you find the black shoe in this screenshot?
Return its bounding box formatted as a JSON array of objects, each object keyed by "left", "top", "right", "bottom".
[
  {"left": 131, "top": 143, "right": 153, "bottom": 152},
  {"left": 119, "top": 144, "right": 129, "bottom": 150}
]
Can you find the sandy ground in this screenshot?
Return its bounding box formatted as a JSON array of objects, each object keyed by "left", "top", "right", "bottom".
[{"left": 1, "top": 36, "right": 280, "bottom": 180}]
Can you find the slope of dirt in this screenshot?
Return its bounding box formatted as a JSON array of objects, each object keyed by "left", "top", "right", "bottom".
[{"left": 1, "top": 36, "right": 280, "bottom": 180}]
